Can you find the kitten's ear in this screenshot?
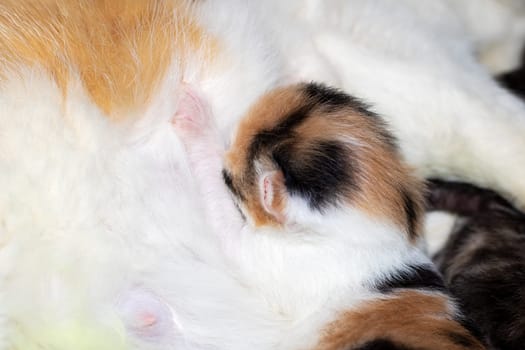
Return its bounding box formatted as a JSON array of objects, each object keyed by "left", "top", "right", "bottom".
[{"left": 259, "top": 171, "right": 287, "bottom": 224}]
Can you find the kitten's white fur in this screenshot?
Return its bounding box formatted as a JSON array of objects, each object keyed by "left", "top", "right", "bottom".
[{"left": 1, "top": 0, "right": 524, "bottom": 349}]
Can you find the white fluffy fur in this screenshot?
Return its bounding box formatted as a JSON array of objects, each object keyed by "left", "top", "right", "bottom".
[
  {"left": 1, "top": 0, "right": 525, "bottom": 349},
  {"left": 445, "top": 0, "right": 525, "bottom": 74}
]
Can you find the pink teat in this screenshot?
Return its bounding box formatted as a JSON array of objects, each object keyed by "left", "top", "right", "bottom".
[{"left": 116, "top": 287, "right": 176, "bottom": 341}]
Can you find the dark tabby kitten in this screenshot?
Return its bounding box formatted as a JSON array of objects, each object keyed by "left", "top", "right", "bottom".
[{"left": 427, "top": 179, "right": 525, "bottom": 350}]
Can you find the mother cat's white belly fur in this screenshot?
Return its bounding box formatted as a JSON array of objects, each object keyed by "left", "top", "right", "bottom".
[
  {"left": 0, "top": 68, "right": 293, "bottom": 349},
  {"left": 1, "top": 0, "right": 525, "bottom": 349}
]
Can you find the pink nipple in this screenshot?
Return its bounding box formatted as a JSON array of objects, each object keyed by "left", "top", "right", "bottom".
[{"left": 116, "top": 287, "right": 175, "bottom": 341}]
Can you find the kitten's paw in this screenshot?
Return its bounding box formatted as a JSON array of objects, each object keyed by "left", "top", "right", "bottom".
[{"left": 173, "top": 83, "right": 213, "bottom": 139}]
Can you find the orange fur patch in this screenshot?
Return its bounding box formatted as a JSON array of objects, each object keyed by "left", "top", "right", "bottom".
[
  {"left": 317, "top": 291, "right": 485, "bottom": 350},
  {"left": 0, "top": 0, "right": 216, "bottom": 119},
  {"left": 225, "top": 86, "right": 308, "bottom": 227},
  {"left": 225, "top": 86, "right": 307, "bottom": 175},
  {"left": 225, "top": 83, "right": 424, "bottom": 238}
]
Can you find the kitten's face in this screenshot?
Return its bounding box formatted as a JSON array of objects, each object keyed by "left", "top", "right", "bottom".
[{"left": 223, "top": 83, "right": 424, "bottom": 240}]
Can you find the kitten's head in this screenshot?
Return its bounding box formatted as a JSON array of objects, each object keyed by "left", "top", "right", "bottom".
[{"left": 223, "top": 83, "right": 424, "bottom": 240}]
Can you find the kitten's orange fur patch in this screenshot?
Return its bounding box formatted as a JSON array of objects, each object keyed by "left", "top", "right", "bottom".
[
  {"left": 225, "top": 84, "right": 424, "bottom": 238},
  {"left": 317, "top": 291, "right": 484, "bottom": 350},
  {"left": 225, "top": 86, "right": 307, "bottom": 175},
  {"left": 0, "top": 0, "right": 217, "bottom": 119},
  {"left": 225, "top": 86, "right": 308, "bottom": 227}
]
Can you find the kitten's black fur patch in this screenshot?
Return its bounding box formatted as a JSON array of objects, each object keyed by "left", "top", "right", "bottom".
[
  {"left": 248, "top": 104, "right": 314, "bottom": 166},
  {"left": 401, "top": 189, "right": 419, "bottom": 240},
  {"left": 303, "top": 82, "right": 360, "bottom": 112},
  {"left": 272, "top": 139, "right": 355, "bottom": 211},
  {"left": 375, "top": 265, "right": 446, "bottom": 294},
  {"left": 430, "top": 180, "right": 525, "bottom": 350},
  {"left": 222, "top": 170, "right": 245, "bottom": 201},
  {"left": 353, "top": 339, "right": 415, "bottom": 350}
]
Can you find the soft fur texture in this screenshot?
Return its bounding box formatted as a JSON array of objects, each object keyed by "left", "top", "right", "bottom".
[
  {"left": 0, "top": 0, "right": 524, "bottom": 349},
  {"left": 429, "top": 180, "right": 525, "bottom": 350},
  {"left": 175, "top": 81, "right": 483, "bottom": 350}
]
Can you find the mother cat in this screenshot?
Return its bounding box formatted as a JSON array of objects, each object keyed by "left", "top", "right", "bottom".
[{"left": 0, "top": 0, "right": 523, "bottom": 349}]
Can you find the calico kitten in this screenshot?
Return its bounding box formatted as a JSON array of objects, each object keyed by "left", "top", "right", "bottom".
[
  {"left": 428, "top": 180, "right": 525, "bottom": 350},
  {"left": 174, "top": 82, "right": 485, "bottom": 350}
]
